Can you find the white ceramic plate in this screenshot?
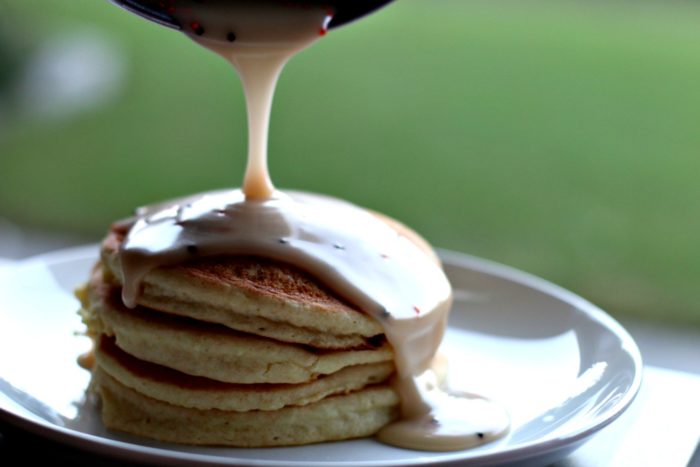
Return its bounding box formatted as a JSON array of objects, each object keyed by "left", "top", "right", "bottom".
[{"left": 0, "top": 246, "right": 642, "bottom": 466}]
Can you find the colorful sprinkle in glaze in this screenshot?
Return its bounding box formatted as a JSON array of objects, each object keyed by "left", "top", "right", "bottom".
[{"left": 191, "top": 21, "right": 205, "bottom": 35}]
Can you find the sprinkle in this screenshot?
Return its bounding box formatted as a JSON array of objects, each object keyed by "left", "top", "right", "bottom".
[
  {"left": 186, "top": 244, "right": 198, "bottom": 255},
  {"left": 319, "top": 28, "right": 327, "bottom": 36},
  {"left": 333, "top": 243, "right": 345, "bottom": 250},
  {"left": 191, "top": 21, "right": 205, "bottom": 36},
  {"left": 413, "top": 306, "right": 421, "bottom": 315},
  {"left": 477, "top": 432, "right": 485, "bottom": 439},
  {"left": 278, "top": 238, "right": 290, "bottom": 244},
  {"left": 380, "top": 309, "right": 391, "bottom": 319},
  {"left": 227, "top": 32, "right": 237, "bottom": 42},
  {"left": 380, "top": 253, "right": 389, "bottom": 259}
]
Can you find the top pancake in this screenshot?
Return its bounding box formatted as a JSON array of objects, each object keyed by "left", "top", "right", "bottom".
[{"left": 101, "top": 226, "right": 384, "bottom": 349}]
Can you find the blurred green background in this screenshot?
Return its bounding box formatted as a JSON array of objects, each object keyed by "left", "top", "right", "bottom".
[{"left": 1, "top": 0, "right": 698, "bottom": 326}]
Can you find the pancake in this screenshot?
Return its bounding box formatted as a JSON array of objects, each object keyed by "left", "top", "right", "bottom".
[
  {"left": 77, "top": 220, "right": 409, "bottom": 446},
  {"left": 101, "top": 228, "right": 383, "bottom": 349},
  {"left": 95, "top": 368, "right": 400, "bottom": 447},
  {"left": 81, "top": 266, "right": 393, "bottom": 384},
  {"left": 95, "top": 335, "right": 395, "bottom": 411},
  {"left": 78, "top": 209, "right": 447, "bottom": 447}
]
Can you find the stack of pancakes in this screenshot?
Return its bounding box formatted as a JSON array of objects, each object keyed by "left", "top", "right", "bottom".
[{"left": 78, "top": 224, "right": 401, "bottom": 446}]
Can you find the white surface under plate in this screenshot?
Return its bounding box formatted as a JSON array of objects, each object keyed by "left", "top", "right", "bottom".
[{"left": 0, "top": 246, "right": 642, "bottom": 467}]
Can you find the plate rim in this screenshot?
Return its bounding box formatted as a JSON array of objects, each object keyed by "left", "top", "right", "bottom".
[
  {"left": 437, "top": 249, "right": 644, "bottom": 462},
  {"left": 0, "top": 245, "right": 643, "bottom": 467}
]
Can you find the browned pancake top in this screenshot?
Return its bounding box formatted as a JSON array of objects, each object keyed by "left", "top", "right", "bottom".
[
  {"left": 173, "top": 255, "right": 359, "bottom": 313},
  {"left": 103, "top": 227, "right": 361, "bottom": 315}
]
